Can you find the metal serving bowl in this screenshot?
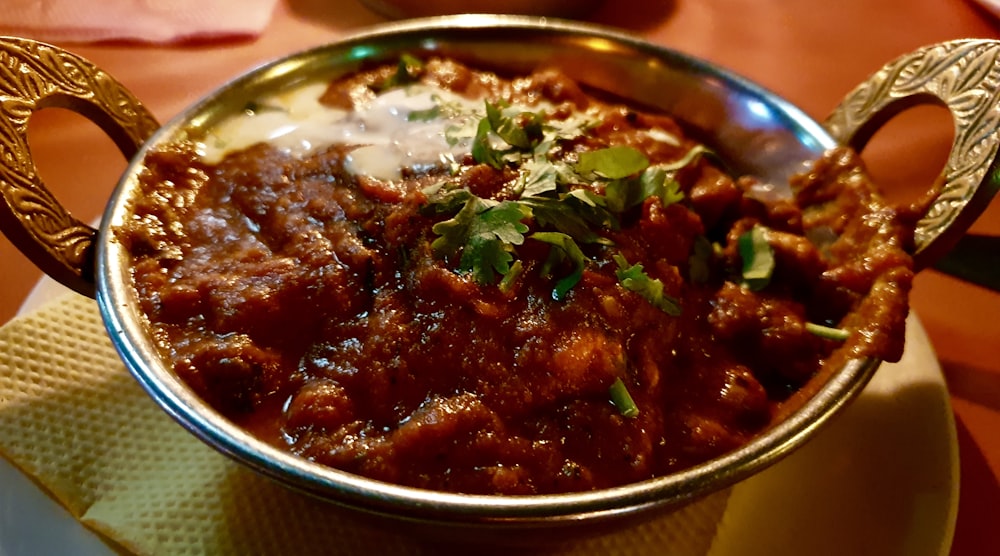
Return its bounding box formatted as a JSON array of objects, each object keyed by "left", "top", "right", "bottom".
[{"left": 1, "top": 15, "right": 998, "bottom": 538}]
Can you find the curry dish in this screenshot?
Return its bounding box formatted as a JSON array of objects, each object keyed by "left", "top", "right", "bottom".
[{"left": 119, "top": 56, "right": 915, "bottom": 495}]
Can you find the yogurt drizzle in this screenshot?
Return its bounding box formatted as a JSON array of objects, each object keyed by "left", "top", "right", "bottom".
[
  {"left": 197, "top": 83, "right": 484, "bottom": 181},
  {"left": 196, "top": 81, "right": 684, "bottom": 184}
]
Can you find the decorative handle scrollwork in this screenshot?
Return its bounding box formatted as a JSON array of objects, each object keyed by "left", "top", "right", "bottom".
[
  {"left": 825, "top": 39, "right": 1000, "bottom": 270},
  {"left": 0, "top": 37, "right": 159, "bottom": 297}
]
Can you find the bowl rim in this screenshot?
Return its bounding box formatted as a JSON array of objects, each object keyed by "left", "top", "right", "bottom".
[{"left": 94, "top": 14, "right": 876, "bottom": 525}]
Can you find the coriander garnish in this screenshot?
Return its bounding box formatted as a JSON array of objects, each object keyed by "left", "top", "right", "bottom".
[
  {"left": 576, "top": 145, "right": 650, "bottom": 179},
  {"left": 430, "top": 199, "right": 529, "bottom": 285},
  {"left": 604, "top": 164, "right": 684, "bottom": 213},
  {"left": 609, "top": 378, "right": 639, "bottom": 418},
  {"left": 532, "top": 231, "right": 587, "bottom": 301},
  {"left": 498, "top": 260, "right": 524, "bottom": 294},
  {"left": 406, "top": 104, "right": 442, "bottom": 122},
  {"left": 805, "top": 322, "right": 850, "bottom": 341},
  {"left": 613, "top": 254, "right": 681, "bottom": 315},
  {"left": 392, "top": 55, "right": 711, "bottom": 309},
  {"left": 485, "top": 100, "right": 544, "bottom": 150},
  {"left": 738, "top": 224, "right": 774, "bottom": 291},
  {"left": 375, "top": 53, "right": 424, "bottom": 91}
]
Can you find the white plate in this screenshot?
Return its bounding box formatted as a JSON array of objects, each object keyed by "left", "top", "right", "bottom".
[{"left": 0, "top": 278, "right": 958, "bottom": 556}]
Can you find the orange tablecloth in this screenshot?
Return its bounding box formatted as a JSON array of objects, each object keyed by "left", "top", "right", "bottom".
[{"left": 1, "top": 0, "right": 997, "bottom": 553}]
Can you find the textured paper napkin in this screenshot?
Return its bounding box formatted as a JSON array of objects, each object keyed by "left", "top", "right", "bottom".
[
  {"left": 0, "top": 0, "right": 279, "bottom": 44},
  {"left": 0, "top": 292, "right": 730, "bottom": 555}
]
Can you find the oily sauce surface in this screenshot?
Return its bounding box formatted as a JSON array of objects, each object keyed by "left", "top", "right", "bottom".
[{"left": 120, "top": 58, "right": 914, "bottom": 494}]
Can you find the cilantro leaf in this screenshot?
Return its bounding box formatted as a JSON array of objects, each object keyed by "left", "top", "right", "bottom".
[
  {"left": 564, "top": 189, "right": 618, "bottom": 231},
  {"left": 477, "top": 201, "right": 531, "bottom": 245},
  {"left": 656, "top": 144, "right": 711, "bottom": 172},
  {"left": 421, "top": 183, "right": 479, "bottom": 216},
  {"left": 532, "top": 231, "right": 587, "bottom": 300},
  {"left": 423, "top": 180, "right": 502, "bottom": 210},
  {"left": 604, "top": 166, "right": 684, "bottom": 213},
  {"left": 420, "top": 93, "right": 716, "bottom": 304},
  {"left": 576, "top": 146, "right": 650, "bottom": 179},
  {"left": 804, "top": 322, "right": 850, "bottom": 341},
  {"left": 544, "top": 113, "right": 594, "bottom": 143},
  {"left": 530, "top": 114, "right": 594, "bottom": 160},
  {"left": 551, "top": 160, "right": 585, "bottom": 186},
  {"left": 600, "top": 144, "right": 708, "bottom": 212},
  {"left": 519, "top": 159, "right": 560, "bottom": 197},
  {"left": 407, "top": 104, "right": 441, "bottom": 122},
  {"left": 430, "top": 197, "right": 481, "bottom": 259},
  {"left": 738, "top": 225, "right": 774, "bottom": 291},
  {"left": 498, "top": 260, "right": 524, "bottom": 293},
  {"left": 520, "top": 196, "right": 610, "bottom": 245},
  {"left": 460, "top": 233, "right": 515, "bottom": 284},
  {"left": 609, "top": 377, "right": 639, "bottom": 418},
  {"left": 641, "top": 167, "right": 684, "bottom": 206},
  {"left": 472, "top": 117, "right": 504, "bottom": 169},
  {"left": 420, "top": 180, "right": 448, "bottom": 197},
  {"left": 375, "top": 53, "right": 424, "bottom": 91},
  {"left": 431, "top": 199, "right": 529, "bottom": 285},
  {"left": 486, "top": 101, "right": 543, "bottom": 149},
  {"left": 613, "top": 254, "right": 681, "bottom": 315}
]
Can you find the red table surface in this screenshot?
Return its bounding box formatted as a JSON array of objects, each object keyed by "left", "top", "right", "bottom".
[{"left": 1, "top": 0, "right": 997, "bottom": 554}]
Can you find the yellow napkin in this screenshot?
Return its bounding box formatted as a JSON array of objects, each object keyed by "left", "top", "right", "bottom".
[{"left": 0, "top": 292, "right": 730, "bottom": 555}]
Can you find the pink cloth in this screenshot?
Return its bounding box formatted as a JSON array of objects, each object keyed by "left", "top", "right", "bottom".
[{"left": 0, "top": 0, "right": 280, "bottom": 44}]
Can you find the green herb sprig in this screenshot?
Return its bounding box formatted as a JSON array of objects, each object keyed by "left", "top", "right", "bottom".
[
  {"left": 430, "top": 199, "right": 529, "bottom": 285},
  {"left": 738, "top": 224, "right": 774, "bottom": 291},
  {"left": 805, "top": 322, "right": 850, "bottom": 341},
  {"left": 609, "top": 377, "right": 639, "bottom": 418},
  {"left": 613, "top": 255, "right": 681, "bottom": 316},
  {"left": 375, "top": 53, "right": 425, "bottom": 91},
  {"left": 411, "top": 81, "right": 706, "bottom": 311}
]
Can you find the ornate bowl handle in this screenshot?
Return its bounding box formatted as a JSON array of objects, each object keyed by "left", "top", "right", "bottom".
[
  {"left": 0, "top": 37, "right": 159, "bottom": 298},
  {"left": 825, "top": 39, "right": 1000, "bottom": 270}
]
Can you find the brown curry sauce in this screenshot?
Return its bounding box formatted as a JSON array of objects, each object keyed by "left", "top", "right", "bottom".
[{"left": 119, "top": 58, "right": 915, "bottom": 495}]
